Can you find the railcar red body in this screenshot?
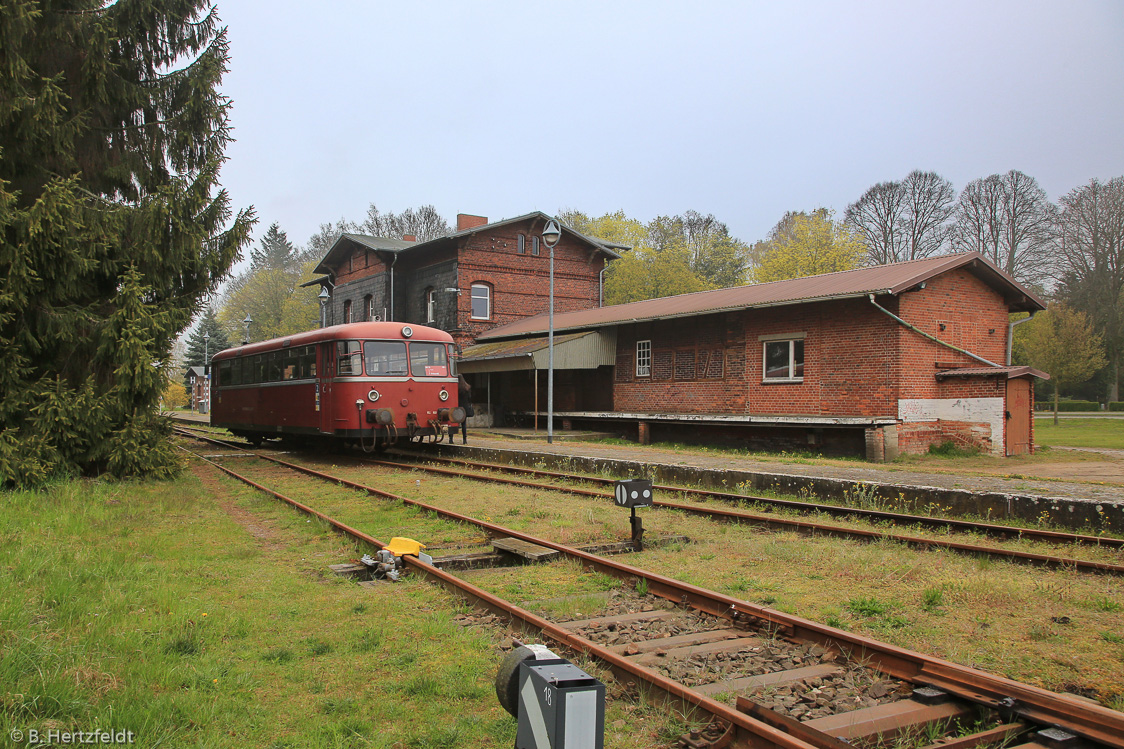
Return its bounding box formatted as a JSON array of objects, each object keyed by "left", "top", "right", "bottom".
[{"left": 210, "top": 322, "right": 464, "bottom": 449}]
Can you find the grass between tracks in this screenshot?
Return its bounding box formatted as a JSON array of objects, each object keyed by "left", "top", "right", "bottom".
[{"left": 311, "top": 457, "right": 1124, "bottom": 711}]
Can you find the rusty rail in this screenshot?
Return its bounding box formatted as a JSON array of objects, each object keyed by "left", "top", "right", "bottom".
[{"left": 176, "top": 432, "right": 1124, "bottom": 748}]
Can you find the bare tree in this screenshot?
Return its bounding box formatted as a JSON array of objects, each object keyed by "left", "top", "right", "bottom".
[
  {"left": 845, "top": 170, "right": 955, "bottom": 265},
  {"left": 361, "top": 204, "right": 450, "bottom": 242},
  {"left": 952, "top": 170, "right": 1056, "bottom": 285},
  {"left": 1054, "top": 177, "right": 1124, "bottom": 400},
  {"left": 844, "top": 181, "right": 906, "bottom": 265}
]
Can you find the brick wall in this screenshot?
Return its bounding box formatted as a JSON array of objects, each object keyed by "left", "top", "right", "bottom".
[{"left": 455, "top": 218, "right": 606, "bottom": 344}]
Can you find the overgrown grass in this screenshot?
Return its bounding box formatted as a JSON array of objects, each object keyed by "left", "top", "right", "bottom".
[
  {"left": 1034, "top": 418, "right": 1124, "bottom": 449},
  {"left": 0, "top": 474, "right": 517, "bottom": 748}
]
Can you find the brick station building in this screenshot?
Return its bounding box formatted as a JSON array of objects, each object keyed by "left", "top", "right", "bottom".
[
  {"left": 311, "top": 212, "right": 624, "bottom": 349},
  {"left": 311, "top": 214, "right": 1046, "bottom": 460}
]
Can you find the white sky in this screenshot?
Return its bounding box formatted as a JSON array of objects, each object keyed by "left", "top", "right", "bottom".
[{"left": 216, "top": 0, "right": 1124, "bottom": 251}]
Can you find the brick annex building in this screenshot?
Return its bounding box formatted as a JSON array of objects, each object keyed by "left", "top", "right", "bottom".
[{"left": 312, "top": 213, "right": 1046, "bottom": 459}]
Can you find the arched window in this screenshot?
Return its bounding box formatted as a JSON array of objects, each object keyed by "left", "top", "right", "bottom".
[
  {"left": 343, "top": 299, "right": 352, "bottom": 324},
  {"left": 531, "top": 236, "right": 540, "bottom": 256},
  {"left": 517, "top": 234, "right": 526, "bottom": 254},
  {"left": 363, "top": 295, "right": 373, "bottom": 321},
  {"left": 470, "top": 283, "right": 491, "bottom": 320},
  {"left": 425, "top": 288, "right": 437, "bottom": 324}
]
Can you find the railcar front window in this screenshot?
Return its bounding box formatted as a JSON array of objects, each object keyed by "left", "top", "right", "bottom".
[
  {"left": 336, "top": 340, "right": 362, "bottom": 376},
  {"left": 364, "top": 341, "right": 408, "bottom": 376},
  {"left": 409, "top": 342, "right": 448, "bottom": 377}
]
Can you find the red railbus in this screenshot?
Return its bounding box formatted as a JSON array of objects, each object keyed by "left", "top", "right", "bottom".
[{"left": 210, "top": 322, "right": 464, "bottom": 449}]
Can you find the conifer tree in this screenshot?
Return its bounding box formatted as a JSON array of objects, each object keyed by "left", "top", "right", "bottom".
[
  {"left": 183, "top": 307, "right": 231, "bottom": 385},
  {"left": 0, "top": 0, "right": 254, "bottom": 485}
]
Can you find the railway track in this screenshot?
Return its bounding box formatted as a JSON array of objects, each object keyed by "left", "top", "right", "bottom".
[
  {"left": 174, "top": 426, "right": 1124, "bottom": 575},
  {"left": 176, "top": 428, "right": 1124, "bottom": 749}
]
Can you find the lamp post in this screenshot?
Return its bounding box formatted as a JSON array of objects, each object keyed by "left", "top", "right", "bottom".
[
  {"left": 318, "top": 286, "right": 330, "bottom": 328},
  {"left": 541, "top": 218, "right": 562, "bottom": 444},
  {"left": 203, "top": 332, "right": 210, "bottom": 415},
  {"left": 242, "top": 313, "right": 252, "bottom": 345}
]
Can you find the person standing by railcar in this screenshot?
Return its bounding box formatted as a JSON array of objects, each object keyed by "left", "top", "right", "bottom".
[{"left": 457, "top": 375, "right": 473, "bottom": 444}]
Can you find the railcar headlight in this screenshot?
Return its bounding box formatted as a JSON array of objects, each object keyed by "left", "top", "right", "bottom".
[
  {"left": 368, "top": 389, "right": 380, "bottom": 402},
  {"left": 438, "top": 389, "right": 449, "bottom": 401},
  {"left": 401, "top": 326, "right": 413, "bottom": 338}
]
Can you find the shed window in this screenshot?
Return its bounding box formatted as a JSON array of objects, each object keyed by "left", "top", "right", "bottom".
[
  {"left": 763, "top": 339, "right": 804, "bottom": 382},
  {"left": 517, "top": 234, "right": 526, "bottom": 254},
  {"left": 470, "top": 283, "right": 491, "bottom": 320},
  {"left": 343, "top": 299, "right": 352, "bottom": 324},
  {"left": 636, "top": 340, "right": 652, "bottom": 377},
  {"left": 363, "top": 295, "right": 374, "bottom": 322},
  {"left": 531, "top": 236, "right": 540, "bottom": 256}
]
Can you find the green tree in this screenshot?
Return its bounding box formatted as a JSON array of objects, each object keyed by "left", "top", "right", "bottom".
[
  {"left": 219, "top": 227, "right": 319, "bottom": 342},
  {"left": 182, "top": 306, "right": 231, "bottom": 385},
  {"left": 1054, "top": 177, "right": 1124, "bottom": 401},
  {"left": 752, "top": 210, "right": 865, "bottom": 283},
  {"left": 1016, "top": 303, "right": 1106, "bottom": 424},
  {"left": 0, "top": 0, "right": 253, "bottom": 485},
  {"left": 560, "top": 209, "right": 748, "bottom": 305}
]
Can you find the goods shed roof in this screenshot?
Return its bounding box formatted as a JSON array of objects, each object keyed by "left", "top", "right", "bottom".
[{"left": 478, "top": 252, "right": 1045, "bottom": 341}]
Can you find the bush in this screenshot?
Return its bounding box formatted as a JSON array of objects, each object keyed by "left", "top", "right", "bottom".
[
  {"left": 1109, "top": 402, "right": 1124, "bottom": 412},
  {"left": 928, "top": 440, "right": 982, "bottom": 457},
  {"left": 1036, "top": 400, "right": 1101, "bottom": 412}
]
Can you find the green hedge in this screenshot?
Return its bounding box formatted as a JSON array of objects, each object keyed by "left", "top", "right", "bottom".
[
  {"left": 1110, "top": 402, "right": 1124, "bottom": 412},
  {"left": 1036, "top": 400, "right": 1102, "bottom": 412}
]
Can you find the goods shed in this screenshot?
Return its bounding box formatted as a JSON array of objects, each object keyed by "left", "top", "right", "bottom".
[{"left": 459, "top": 252, "right": 1047, "bottom": 460}]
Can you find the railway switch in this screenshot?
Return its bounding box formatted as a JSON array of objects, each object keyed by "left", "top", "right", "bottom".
[
  {"left": 495, "top": 645, "right": 605, "bottom": 749},
  {"left": 614, "top": 479, "right": 653, "bottom": 550},
  {"left": 359, "top": 537, "right": 431, "bottom": 581}
]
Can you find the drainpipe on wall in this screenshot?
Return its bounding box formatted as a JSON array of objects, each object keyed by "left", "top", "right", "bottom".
[
  {"left": 599, "top": 266, "right": 608, "bottom": 307},
  {"left": 388, "top": 253, "right": 398, "bottom": 322},
  {"left": 868, "top": 294, "right": 1001, "bottom": 368},
  {"left": 1007, "top": 313, "right": 1036, "bottom": 365}
]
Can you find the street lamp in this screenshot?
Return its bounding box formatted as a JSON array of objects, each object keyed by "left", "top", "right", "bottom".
[
  {"left": 203, "top": 332, "right": 210, "bottom": 415},
  {"left": 242, "top": 313, "right": 252, "bottom": 345},
  {"left": 318, "top": 286, "right": 330, "bottom": 328},
  {"left": 542, "top": 218, "right": 562, "bottom": 444}
]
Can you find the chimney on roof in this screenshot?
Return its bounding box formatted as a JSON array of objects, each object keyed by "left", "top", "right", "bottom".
[
  {"left": 402, "top": 234, "right": 417, "bottom": 242},
  {"left": 457, "top": 213, "right": 488, "bottom": 231}
]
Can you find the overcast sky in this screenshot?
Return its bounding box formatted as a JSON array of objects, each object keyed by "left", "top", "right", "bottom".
[{"left": 216, "top": 0, "right": 1124, "bottom": 252}]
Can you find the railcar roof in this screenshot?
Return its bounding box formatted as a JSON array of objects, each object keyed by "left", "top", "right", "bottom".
[{"left": 212, "top": 322, "right": 453, "bottom": 360}]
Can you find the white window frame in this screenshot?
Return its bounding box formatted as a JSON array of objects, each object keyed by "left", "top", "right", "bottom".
[
  {"left": 470, "top": 283, "right": 491, "bottom": 320},
  {"left": 636, "top": 340, "right": 652, "bottom": 377},
  {"left": 760, "top": 333, "right": 805, "bottom": 383},
  {"left": 425, "top": 289, "right": 436, "bottom": 324}
]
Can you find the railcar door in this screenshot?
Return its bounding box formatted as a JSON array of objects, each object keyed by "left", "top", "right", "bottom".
[{"left": 319, "top": 342, "right": 334, "bottom": 434}]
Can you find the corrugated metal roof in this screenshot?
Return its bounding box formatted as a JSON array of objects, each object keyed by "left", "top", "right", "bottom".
[
  {"left": 458, "top": 331, "right": 615, "bottom": 373},
  {"left": 936, "top": 365, "right": 1049, "bottom": 380},
  {"left": 478, "top": 252, "right": 1046, "bottom": 341}
]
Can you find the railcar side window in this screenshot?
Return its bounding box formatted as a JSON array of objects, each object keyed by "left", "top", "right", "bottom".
[
  {"left": 252, "top": 354, "right": 265, "bottom": 383},
  {"left": 230, "top": 357, "right": 242, "bottom": 386},
  {"left": 337, "top": 341, "right": 362, "bottom": 375},
  {"left": 298, "top": 346, "right": 316, "bottom": 378},
  {"left": 218, "top": 360, "right": 231, "bottom": 387},
  {"left": 409, "top": 342, "right": 448, "bottom": 377},
  {"left": 364, "top": 341, "right": 408, "bottom": 376}
]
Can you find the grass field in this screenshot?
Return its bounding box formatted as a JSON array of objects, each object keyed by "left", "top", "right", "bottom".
[
  {"left": 0, "top": 472, "right": 520, "bottom": 748},
  {"left": 1034, "top": 417, "right": 1124, "bottom": 449}
]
